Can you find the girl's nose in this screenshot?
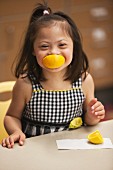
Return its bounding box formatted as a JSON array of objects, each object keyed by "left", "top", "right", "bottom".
[{"left": 48, "top": 46, "right": 60, "bottom": 55}]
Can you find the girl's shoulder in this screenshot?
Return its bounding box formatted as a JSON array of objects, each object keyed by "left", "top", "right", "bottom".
[
  {"left": 15, "top": 74, "right": 31, "bottom": 88},
  {"left": 82, "top": 73, "right": 94, "bottom": 84},
  {"left": 82, "top": 73, "right": 94, "bottom": 96},
  {"left": 13, "top": 75, "right": 32, "bottom": 103},
  {"left": 74, "top": 73, "right": 94, "bottom": 86}
]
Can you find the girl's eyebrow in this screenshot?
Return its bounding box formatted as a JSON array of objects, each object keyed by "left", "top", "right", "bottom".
[
  {"left": 57, "top": 39, "right": 69, "bottom": 43},
  {"left": 58, "top": 39, "right": 66, "bottom": 42},
  {"left": 38, "top": 41, "right": 50, "bottom": 44},
  {"left": 38, "top": 38, "right": 68, "bottom": 44}
]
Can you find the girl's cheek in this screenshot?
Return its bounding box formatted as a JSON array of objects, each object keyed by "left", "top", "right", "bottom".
[
  {"left": 36, "top": 56, "right": 44, "bottom": 66},
  {"left": 65, "top": 53, "right": 73, "bottom": 62}
]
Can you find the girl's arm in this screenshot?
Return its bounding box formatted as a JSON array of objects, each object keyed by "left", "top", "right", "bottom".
[
  {"left": 2, "top": 77, "right": 32, "bottom": 148},
  {"left": 82, "top": 73, "right": 105, "bottom": 125}
]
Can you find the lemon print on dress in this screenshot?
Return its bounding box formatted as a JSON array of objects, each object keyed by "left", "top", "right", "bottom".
[
  {"left": 87, "top": 130, "right": 104, "bottom": 144},
  {"left": 42, "top": 54, "right": 65, "bottom": 69}
]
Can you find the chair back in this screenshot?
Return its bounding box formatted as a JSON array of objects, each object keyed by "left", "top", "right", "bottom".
[{"left": 0, "top": 81, "right": 15, "bottom": 144}]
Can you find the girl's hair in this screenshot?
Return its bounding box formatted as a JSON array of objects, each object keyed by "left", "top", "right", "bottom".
[{"left": 14, "top": 2, "right": 89, "bottom": 83}]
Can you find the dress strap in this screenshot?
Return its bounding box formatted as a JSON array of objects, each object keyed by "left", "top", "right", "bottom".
[
  {"left": 29, "top": 74, "right": 36, "bottom": 85},
  {"left": 72, "top": 77, "right": 82, "bottom": 89},
  {"left": 28, "top": 74, "right": 41, "bottom": 91}
]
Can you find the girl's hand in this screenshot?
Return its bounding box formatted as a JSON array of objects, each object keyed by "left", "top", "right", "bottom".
[
  {"left": 87, "top": 98, "right": 105, "bottom": 121},
  {"left": 2, "top": 130, "right": 26, "bottom": 149}
]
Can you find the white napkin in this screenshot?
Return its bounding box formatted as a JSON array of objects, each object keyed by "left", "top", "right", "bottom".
[{"left": 56, "top": 138, "right": 113, "bottom": 150}]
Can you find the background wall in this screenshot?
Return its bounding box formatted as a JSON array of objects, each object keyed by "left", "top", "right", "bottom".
[{"left": 0, "top": 0, "right": 113, "bottom": 118}]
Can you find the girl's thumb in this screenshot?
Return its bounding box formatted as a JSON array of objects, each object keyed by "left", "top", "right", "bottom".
[
  {"left": 89, "top": 98, "right": 97, "bottom": 107},
  {"left": 19, "top": 140, "right": 24, "bottom": 146},
  {"left": 19, "top": 134, "right": 26, "bottom": 146}
]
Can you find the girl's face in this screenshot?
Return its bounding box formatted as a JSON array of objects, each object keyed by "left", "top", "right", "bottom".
[{"left": 33, "top": 23, "right": 73, "bottom": 73}]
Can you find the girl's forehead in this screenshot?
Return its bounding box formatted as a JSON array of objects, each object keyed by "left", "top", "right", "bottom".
[
  {"left": 36, "top": 27, "right": 71, "bottom": 42},
  {"left": 37, "top": 21, "right": 71, "bottom": 36}
]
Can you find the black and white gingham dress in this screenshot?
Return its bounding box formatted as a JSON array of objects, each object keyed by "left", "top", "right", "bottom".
[{"left": 22, "top": 75, "right": 85, "bottom": 137}]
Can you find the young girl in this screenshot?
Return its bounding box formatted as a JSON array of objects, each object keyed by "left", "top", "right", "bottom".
[{"left": 2, "top": 2, "right": 105, "bottom": 148}]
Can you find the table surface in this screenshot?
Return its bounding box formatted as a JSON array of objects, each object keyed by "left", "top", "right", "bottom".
[{"left": 0, "top": 120, "right": 113, "bottom": 170}]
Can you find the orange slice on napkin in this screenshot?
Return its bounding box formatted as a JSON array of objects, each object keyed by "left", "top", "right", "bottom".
[{"left": 87, "top": 130, "right": 104, "bottom": 144}]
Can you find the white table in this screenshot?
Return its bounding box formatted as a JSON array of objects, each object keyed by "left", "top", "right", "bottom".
[{"left": 0, "top": 120, "right": 113, "bottom": 170}]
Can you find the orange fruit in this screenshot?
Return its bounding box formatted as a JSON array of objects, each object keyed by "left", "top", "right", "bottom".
[
  {"left": 42, "top": 54, "right": 65, "bottom": 69},
  {"left": 87, "top": 130, "right": 104, "bottom": 144},
  {"left": 69, "top": 117, "right": 83, "bottom": 129}
]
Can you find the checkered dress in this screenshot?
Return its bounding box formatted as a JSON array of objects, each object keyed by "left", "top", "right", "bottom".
[{"left": 22, "top": 75, "right": 85, "bottom": 137}]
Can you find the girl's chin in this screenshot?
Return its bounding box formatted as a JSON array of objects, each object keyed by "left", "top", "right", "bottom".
[{"left": 45, "top": 66, "right": 65, "bottom": 72}]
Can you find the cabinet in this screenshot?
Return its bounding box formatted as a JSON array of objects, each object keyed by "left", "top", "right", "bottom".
[{"left": 69, "top": 0, "right": 113, "bottom": 89}]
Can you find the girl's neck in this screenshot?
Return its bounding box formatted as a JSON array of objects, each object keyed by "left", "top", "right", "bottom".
[
  {"left": 40, "top": 69, "right": 71, "bottom": 90},
  {"left": 42, "top": 68, "right": 66, "bottom": 81}
]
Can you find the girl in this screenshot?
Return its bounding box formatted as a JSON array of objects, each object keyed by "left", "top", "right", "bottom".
[{"left": 2, "top": 2, "right": 105, "bottom": 148}]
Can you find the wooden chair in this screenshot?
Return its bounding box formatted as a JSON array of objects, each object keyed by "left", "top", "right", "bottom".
[{"left": 0, "top": 81, "right": 15, "bottom": 144}]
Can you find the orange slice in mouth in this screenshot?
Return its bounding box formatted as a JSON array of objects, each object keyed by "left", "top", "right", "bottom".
[
  {"left": 42, "top": 54, "right": 65, "bottom": 69},
  {"left": 87, "top": 130, "right": 104, "bottom": 144}
]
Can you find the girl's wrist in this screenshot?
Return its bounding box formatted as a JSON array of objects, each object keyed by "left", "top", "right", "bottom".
[
  {"left": 84, "top": 112, "right": 100, "bottom": 125},
  {"left": 10, "top": 129, "right": 23, "bottom": 135}
]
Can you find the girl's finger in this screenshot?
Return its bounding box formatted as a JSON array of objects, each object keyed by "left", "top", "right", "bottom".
[
  {"left": 97, "top": 114, "right": 105, "bottom": 120},
  {"left": 92, "top": 101, "right": 103, "bottom": 109},
  {"left": 5, "top": 138, "right": 12, "bottom": 148},
  {"left": 95, "top": 110, "right": 105, "bottom": 116},
  {"left": 2, "top": 139, "right": 7, "bottom": 147},
  {"left": 94, "top": 105, "right": 104, "bottom": 112},
  {"left": 9, "top": 136, "right": 14, "bottom": 148},
  {"left": 19, "top": 133, "right": 26, "bottom": 146}
]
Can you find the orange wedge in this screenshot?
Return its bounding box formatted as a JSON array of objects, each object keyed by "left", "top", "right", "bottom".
[
  {"left": 42, "top": 54, "right": 65, "bottom": 69},
  {"left": 87, "top": 130, "right": 104, "bottom": 144},
  {"left": 69, "top": 117, "right": 83, "bottom": 129}
]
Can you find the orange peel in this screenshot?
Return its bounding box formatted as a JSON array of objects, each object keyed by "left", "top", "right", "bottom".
[
  {"left": 69, "top": 117, "right": 83, "bottom": 129},
  {"left": 42, "top": 54, "right": 65, "bottom": 69},
  {"left": 87, "top": 130, "right": 104, "bottom": 144}
]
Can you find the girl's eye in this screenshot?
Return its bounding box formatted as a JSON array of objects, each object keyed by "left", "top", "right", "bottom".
[
  {"left": 59, "top": 43, "right": 67, "bottom": 48},
  {"left": 40, "top": 45, "right": 49, "bottom": 49}
]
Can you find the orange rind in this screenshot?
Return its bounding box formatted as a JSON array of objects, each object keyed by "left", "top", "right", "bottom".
[
  {"left": 87, "top": 130, "right": 104, "bottom": 144},
  {"left": 69, "top": 117, "right": 83, "bottom": 129},
  {"left": 42, "top": 54, "right": 65, "bottom": 69}
]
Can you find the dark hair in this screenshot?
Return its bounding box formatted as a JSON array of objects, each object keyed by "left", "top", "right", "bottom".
[{"left": 14, "top": 2, "right": 89, "bottom": 83}]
